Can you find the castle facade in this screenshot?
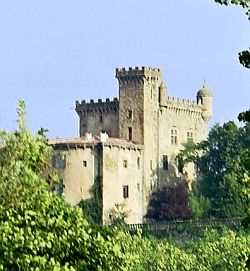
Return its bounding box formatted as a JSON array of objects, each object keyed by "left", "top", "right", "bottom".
[{"left": 51, "top": 67, "right": 212, "bottom": 224}]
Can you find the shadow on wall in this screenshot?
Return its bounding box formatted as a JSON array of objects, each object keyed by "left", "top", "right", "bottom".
[{"left": 146, "top": 158, "right": 192, "bottom": 222}]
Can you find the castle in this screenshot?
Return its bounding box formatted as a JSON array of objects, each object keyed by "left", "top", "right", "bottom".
[{"left": 50, "top": 67, "right": 212, "bottom": 224}]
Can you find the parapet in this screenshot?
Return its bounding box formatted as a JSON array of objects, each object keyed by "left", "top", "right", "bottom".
[
  {"left": 75, "top": 97, "right": 119, "bottom": 113},
  {"left": 162, "top": 96, "right": 204, "bottom": 115},
  {"left": 115, "top": 66, "right": 162, "bottom": 80}
]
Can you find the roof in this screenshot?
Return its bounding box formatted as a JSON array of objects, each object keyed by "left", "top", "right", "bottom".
[
  {"left": 49, "top": 136, "right": 143, "bottom": 150},
  {"left": 197, "top": 85, "right": 212, "bottom": 97}
]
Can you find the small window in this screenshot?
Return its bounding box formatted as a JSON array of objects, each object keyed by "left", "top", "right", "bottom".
[
  {"left": 83, "top": 160, "right": 87, "bottom": 167},
  {"left": 128, "top": 127, "right": 132, "bottom": 141},
  {"left": 171, "top": 128, "right": 178, "bottom": 145},
  {"left": 163, "top": 155, "right": 169, "bottom": 170},
  {"left": 127, "top": 109, "right": 133, "bottom": 119},
  {"left": 137, "top": 157, "right": 140, "bottom": 169},
  {"left": 187, "top": 131, "right": 193, "bottom": 141},
  {"left": 99, "top": 115, "right": 103, "bottom": 122},
  {"left": 123, "top": 185, "right": 129, "bottom": 199},
  {"left": 137, "top": 183, "right": 140, "bottom": 191},
  {"left": 123, "top": 160, "right": 128, "bottom": 168}
]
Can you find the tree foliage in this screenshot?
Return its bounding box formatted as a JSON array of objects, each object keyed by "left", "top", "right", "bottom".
[
  {"left": 179, "top": 120, "right": 250, "bottom": 220},
  {"left": 0, "top": 101, "right": 136, "bottom": 270},
  {"left": 147, "top": 181, "right": 192, "bottom": 221},
  {"left": 0, "top": 100, "right": 54, "bottom": 211}
]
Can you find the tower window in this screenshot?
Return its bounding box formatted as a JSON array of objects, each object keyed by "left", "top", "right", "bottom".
[
  {"left": 127, "top": 109, "right": 133, "bottom": 119},
  {"left": 123, "top": 185, "right": 129, "bottom": 199},
  {"left": 137, "top": 157, "right": 140, "bottom": 169},
  {"left": 187, "top": 131, "right": 193, "bottom": 141},
  {"left": 99, "top": 115, "right": 103, "bottom": 123},
  {"left": 171, "top": 129, "right": 178, "bottom": 145},
  {"left": 83, "top": 160, "right": 87, "bottom": 167},
  {"left": 128, "top": 127, "right": 132, "bottom": 141},
  {"left": 163, "top": 155, "right": 169, "bottom": 170},
  {"left": 123, "top": 160, "right": 128, "bottom": 168}
]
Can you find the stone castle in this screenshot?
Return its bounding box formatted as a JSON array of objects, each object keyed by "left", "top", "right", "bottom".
[{"left": 50, "top": 66, "right": 212, "bottom": 224}]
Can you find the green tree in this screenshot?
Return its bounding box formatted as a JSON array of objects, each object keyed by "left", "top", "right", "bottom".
[
  {"left": 0, "top": 100, "right": 54, "bottom": 211},
  {"left": 179, "top": 121, "right": 249, "bottom": 219},
  {"left": 0, "top": 101, "right": 135, "bottom": 270}
]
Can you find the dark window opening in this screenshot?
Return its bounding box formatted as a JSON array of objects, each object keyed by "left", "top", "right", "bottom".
[
  {"left": 127, "top": 110, "right": 133, "bottom": 119},
  {"left": 150, "top": 160, "right": 153, "bottom": 170},
  {"left": 83, "top": 160, "right": 87, "bottom": 167},
  {"left": 100, "top": 115, "right": 103, "bottom": 122},
  {"left": 123, "top": 185, "right": 129, "bottom": 199},
  {"left": 128, "top": 127, "right": 132, "bottom": 141},
  {"left": 123, "top": 160, "right": 128, "bottom": 168},
  {"left": 137, "top": 157, "right": 140, "bottom": 169},
  {"left": 163, "top": 155, "right": 169, "bottom": 170}
]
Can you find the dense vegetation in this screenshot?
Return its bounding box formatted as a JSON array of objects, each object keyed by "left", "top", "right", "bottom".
[{"left": 178, "top": 120, "right": 249, "bottom": 220}]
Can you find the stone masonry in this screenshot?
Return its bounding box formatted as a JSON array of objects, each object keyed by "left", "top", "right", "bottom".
[{"left": 51, "top": 66, "right": 212, "bottom": 224}]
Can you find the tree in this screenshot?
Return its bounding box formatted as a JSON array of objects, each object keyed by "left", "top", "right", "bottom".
[
  {"left": 0, "top": 101, "right": 135, "bottom": 270},
  {"left": 146, "top": 181, "right": 192, "bottom": 221},
  {"left": 179, "top": 121, "right": 249, "bottom": 219},
  {"left": 0, "top": 100, "right": 54, "bottom": 211},
  {"left": 213, "top": 0, "right": 250, "bottom": 68}
]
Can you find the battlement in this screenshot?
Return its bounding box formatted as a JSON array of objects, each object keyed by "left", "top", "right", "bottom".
[
  {"left": 162, "top": 96, "right": 203, "bottom": 114},
  {"left": 116, "top": 66, "right": 162, "bottom": 80},
  {"left": 76, "top": 97, "right": 119, "bottom": 111},
  {"left": 167, "top": 96, "right": 197, "bottom": 105}
]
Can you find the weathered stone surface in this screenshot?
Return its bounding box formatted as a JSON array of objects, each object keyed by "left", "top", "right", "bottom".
[{"left": 51, "top": 66, "right": 212, "bottom": 224}]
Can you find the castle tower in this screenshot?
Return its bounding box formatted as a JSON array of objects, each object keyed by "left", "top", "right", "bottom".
[
  {"left": 196, "top": 85, "right": 213, "bottom": 123},
  {"left": 116, "top": 67, "right": 163, "bottom": 216},
  {"left": 115, "top": 67, "right": 162, "bottom": 144}
]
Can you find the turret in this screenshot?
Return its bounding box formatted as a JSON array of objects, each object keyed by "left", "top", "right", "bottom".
[
  {"left": 159, "top": 81, "right": 167, "bottom": 106},
  {"left": 196, "top": 85, "right": 213, "bottom": 123}
]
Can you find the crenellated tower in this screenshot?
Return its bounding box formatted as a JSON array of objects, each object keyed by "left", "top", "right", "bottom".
[{"left": 115, "top": 67, "right": 162, "bottom": 145}]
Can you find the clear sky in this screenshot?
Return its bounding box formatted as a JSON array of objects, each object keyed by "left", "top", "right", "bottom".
[{"left": 0, "top": 0, "right": 249, "bottom": 138}]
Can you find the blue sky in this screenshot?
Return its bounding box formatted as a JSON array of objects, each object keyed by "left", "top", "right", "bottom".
[{"left": 0, "top": 0, "right": 249, "bottom": 138}]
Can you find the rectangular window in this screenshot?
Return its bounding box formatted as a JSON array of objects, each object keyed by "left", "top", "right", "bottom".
[
  {"left": 123, "top": 160, "right": 128, "bottom": 168},
  {"left": 127, "top": 109, "right": 133, "bottom": 119},
  {"left": 171, "top": 129, "right": 178, "bottom": 145},
  {"left": 150, "top": 160, "right": 153, "bottom": 170},
  {"left": 187, "top": 131, "right": 193, "bottom": 141},
  {"left": 99, "top": 115, "right": 103, "bottom": 123},
  {"left": 128, "top": 127, "right": 132, "bottom": 141},
  {"left": 83, "top": 160, "right": 87, "bottom": 167},
  {"left": 123, "top": 185, "right": 129, "bottom": 199},
  {"left": 137, "top": 157, "right": 140, "bottom": 169},
  {"left": 163, "top": 155, "right": 169, "bottom": 170}
]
